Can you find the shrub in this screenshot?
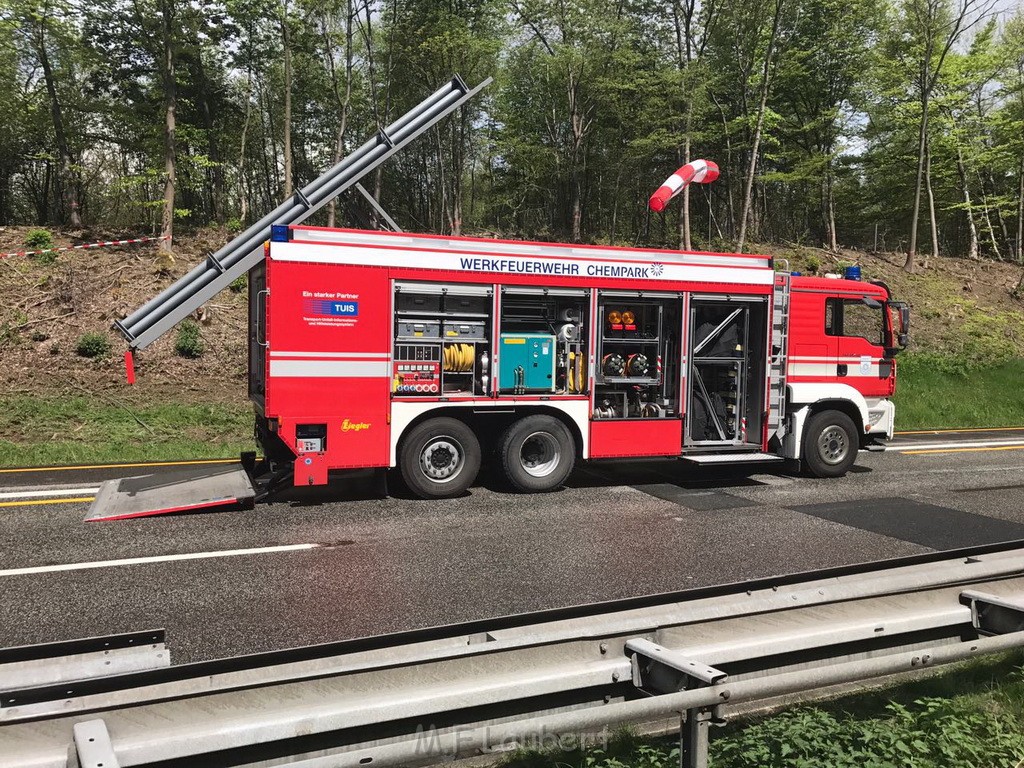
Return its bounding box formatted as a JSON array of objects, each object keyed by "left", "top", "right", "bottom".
[
  {"left": 225, "top": 217, "right": 244, "bottom": 234},
  {"left": 175, "top": 319, "right": 204, "bottom": 358},
  {"left": 805, "top": 255, "right": 821, "bottom": 274},
  {"left": 25, "top": 228, "right": 54, "bottom": 249},
  {"left": 76, "top": 332, "right": 111, "bottom": 359},
  {"left": 30, "top": 330, "right": 49, "bottom": 342},
  {"left": 25, "top": 228, "right": 57, "bottom": 264},
  {"left": 229, "top": 274, "right": 247, "bottom": 293}
]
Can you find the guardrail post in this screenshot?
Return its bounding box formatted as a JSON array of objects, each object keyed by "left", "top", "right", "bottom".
[
  {"left": 73, "top": 719, "right": 120, "bottom": 768},
  {"left": 680, "top": 707, "right": 711, "bottom": 768}
]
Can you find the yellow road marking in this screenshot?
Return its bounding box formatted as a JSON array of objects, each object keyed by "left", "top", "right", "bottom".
[
  {"left": 0, "top": 458, "right": 234, "bottom": 475},
  {"left": 903, "top": 446, "right": 1024, "bottom": 455},
  {"left": 896, "top": 426, "right": 1024, "bottom": 435},
  {"left": 0, "top": 497, "right": 96, "bottom": 508}
]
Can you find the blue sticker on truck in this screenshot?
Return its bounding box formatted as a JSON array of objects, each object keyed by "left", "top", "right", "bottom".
[{"left": 303, "top": 299, "right": 359, "bottom": 317}]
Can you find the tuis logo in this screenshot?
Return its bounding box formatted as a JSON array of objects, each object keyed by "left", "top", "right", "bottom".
[{"left": 341, "top": 419, "right": 371, "bottom": 432}]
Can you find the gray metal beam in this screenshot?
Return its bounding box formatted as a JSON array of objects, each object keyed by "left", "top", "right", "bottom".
[{"left": 117, "top": 75, "right": 491, "bottom": 351}]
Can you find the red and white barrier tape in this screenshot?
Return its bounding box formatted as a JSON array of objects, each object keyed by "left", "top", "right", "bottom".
[{"left": 2, "top": 235, "right": 169, "bottom": 259}]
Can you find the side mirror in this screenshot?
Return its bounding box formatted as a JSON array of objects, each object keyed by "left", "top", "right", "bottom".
[{"left": 898, "top": 332, "right": 909, "bottom": 349}]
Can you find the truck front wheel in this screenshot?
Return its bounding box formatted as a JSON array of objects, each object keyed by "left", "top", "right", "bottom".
[
  {"left": 499, "top": 415, "right": 576, "bottom": 492},
  {"left": 399, "top": 418, "right": 481, "bottom": 499},
  {"left": 802, "top": 410, "right": 858, "bottom": 478}
]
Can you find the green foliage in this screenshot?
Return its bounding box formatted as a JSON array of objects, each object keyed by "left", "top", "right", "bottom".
[
  {"left": 229, "top": 274, "right": 247, "bottom": 293},
  {"left": 75, "top": 331, "right": 111, "bottom": 358},
  {"left": 174, "top": 318, "right": 204, "bottom": 358},
  {"left": 24, "top": 228, "right": 54, "bottom": 249},
  {"left": 711, "top": 697, "right": 1024, "bottom": 768},
  {"left": 25, "top": 229, "right": 57, "bottom": 263}
]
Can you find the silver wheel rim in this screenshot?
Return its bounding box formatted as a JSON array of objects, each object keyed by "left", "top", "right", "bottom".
[
  {"left": 419, "top": 437, "right": 464, "bottom": 483},
  {"left": 520, "top": 432, "right": 561, "bottom": 478},
  {"left": 817, "top": 426, "right": 849, "bottom": 465}
]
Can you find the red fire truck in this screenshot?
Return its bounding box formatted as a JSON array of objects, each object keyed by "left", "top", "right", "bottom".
[
  {"left": 89, "top": 79, "right": 909, "bottom": 520},
  {"left": 248, "top": 224, "right": 909, "bottom": 499}
]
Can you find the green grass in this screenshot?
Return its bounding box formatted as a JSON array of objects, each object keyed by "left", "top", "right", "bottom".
[
  {"left": 0, "top": 394, "right": 255, "bottom": 467},
  {"left": 499, "top": 653, "right": 1024, "bottom": 768},
  {"left": 0, "top": 354, "right": 1020, "bottom": 467},
  {"left": 894, "top": 355, "right": 1024, "bottom": 430}
]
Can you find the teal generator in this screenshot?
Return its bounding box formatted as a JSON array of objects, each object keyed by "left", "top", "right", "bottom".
[{"left": 498, "top": 334, "right": 556, "bottom": 392}]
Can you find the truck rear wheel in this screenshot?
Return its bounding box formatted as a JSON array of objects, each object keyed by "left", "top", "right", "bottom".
[
  {"left": 399, "top": 418, "right": 481, "bottom": 499},
  {"left": 802, "top": 410, "right": 858, "bottom": 478},
  {"left": 499, "top": 415, "right": 576, "bottom": 493}
]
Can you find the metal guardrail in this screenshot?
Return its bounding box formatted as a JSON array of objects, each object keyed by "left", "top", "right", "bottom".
[{"left": 2, "top": 544, "right": 1024, "bottom": 768}]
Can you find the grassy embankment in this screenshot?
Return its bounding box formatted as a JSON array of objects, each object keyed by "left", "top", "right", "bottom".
[
  {"left": 498, "top": 652, "right": 1024, "bottom": 768},
  {"left": 0, "top": 395, "right": 254, "bottom": 467}
]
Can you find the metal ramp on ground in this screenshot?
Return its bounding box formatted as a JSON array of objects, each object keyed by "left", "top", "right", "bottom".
[
  {"left": 86, "top": 465, "right": 255, "bottom": 522},
  {"left": 116, "top": 75, "right": 491, "bottom": 351}
]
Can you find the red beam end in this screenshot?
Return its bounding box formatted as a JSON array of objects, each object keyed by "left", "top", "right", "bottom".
[{"left": 124, "top": 350, "right": 136, "bottom": 385}]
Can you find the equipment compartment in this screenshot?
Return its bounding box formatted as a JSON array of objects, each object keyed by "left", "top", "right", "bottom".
[
  {"left": 686, "top": 297, "right": 768, "bottom": 446},
  {"left": 393, "top": 281, "right": 493, "bottom": 396},
  {"left": 593, "top": 292, "right": 681, "bottom": 420},
  {"left": 498, "top": 288, "right": 589, "bottom": 396}
]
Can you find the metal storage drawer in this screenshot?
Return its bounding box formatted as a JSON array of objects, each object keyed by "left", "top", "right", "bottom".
[
  {"left": 396, "top": 292, "right": 442, "bottom": 313},
  {"left": 443, "top": 321, "right": 487, "bottom": 340},
  {"left": 396, "top": 320, "right": 441, "bottom": 339},
  {"left": 445, "top": 294, "right": 490, "bottom": 314}
]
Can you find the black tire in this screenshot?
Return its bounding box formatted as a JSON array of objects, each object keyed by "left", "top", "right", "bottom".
[
  {"left": 802, "top": 410, "right": 858, "bottom": 478},
  {"left": 499, "top": 415, "right": 576, "bottom": 493},
  {"left": 399, "top": 417, "right": 481, "bottom": 499}
]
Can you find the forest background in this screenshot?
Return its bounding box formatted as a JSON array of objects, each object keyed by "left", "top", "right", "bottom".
[{"left": 3, "top": 0, "right": 1024, "bottom": 270}]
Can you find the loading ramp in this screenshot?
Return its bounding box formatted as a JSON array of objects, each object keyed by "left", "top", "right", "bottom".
[{"left": 86, "top": 465, "right": 255, "bottom": 522}]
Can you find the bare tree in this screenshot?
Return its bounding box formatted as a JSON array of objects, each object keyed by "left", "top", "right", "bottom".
[
  {"left": 280, "top": 0, "right": 293, "bottom": 200},
  {"left": 736, "top": 0, "right": 785, "bottom": 254},
  {"left": 157, "top": 0, "right": 176, "bottom": 262},
  {"left": 902, "top": 0, "right": 994, "bottom": 273}
]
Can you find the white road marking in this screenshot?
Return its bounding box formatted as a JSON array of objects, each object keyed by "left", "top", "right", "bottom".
[
  {"left": 0, "top": 543, "right": 320, "bottom": 578},
  {"left": 0, "top": 488, "right": 100, "bottom": 500},
  {"left": 885, "top": 439, "right": 1024, "bottom": 452}
]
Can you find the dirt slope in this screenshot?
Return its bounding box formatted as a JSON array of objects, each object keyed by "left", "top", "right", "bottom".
[{"left": 2, "top": 226, "right": 1023, "bottom": 406}]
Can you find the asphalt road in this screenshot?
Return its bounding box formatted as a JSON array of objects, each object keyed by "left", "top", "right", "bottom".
[{"left": 2, "top": 427, "right": 1024, "bottom": 665}]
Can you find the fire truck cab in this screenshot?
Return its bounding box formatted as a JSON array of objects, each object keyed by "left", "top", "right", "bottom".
[{"left": 249, "top": 225, "right": 909, "bottom": 498}]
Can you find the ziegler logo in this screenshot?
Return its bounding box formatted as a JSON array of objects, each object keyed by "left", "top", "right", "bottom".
[{"left": 341, "top": 419, "right": 371, "bottom": 432}]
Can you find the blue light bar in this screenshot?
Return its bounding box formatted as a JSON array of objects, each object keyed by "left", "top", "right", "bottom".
[{"left": 270, "top": 224, "right": 290, "bottom": 242}]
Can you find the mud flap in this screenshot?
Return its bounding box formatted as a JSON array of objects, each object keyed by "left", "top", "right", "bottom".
[{"left": 86, "top": 465, "right": 256, "bottom": 522}]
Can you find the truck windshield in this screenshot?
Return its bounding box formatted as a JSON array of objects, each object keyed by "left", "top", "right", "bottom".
[{"left": 825, "top": 298, "right": 884, "bottom": 346}]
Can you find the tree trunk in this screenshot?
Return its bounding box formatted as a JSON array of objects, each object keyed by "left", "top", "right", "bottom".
[
  {"left": 680, "top": 134, "right": 692, "bottom": 250},
  {"left": 906, "top": 86, "right": 930, "bottom": 273},
  {"left": 736, "top": 0, "right": 784, "bottom": 254},
  {"left": 326, "top": 0, "right": 354, "bottom": 229},
  {"left": 979, "top": 186, "right": 1002, "bottom": 260},
  {"left": 955, "top": 143, "right": 979, "bottom": 260},
  {"left": 825, "top": 166, "right": 838, "bottom": 252},
  {"left": 159, "top": 0, "right": 176, "bottom": 263},
  {"left": 281, "top": 0, "right": 293, "bottom": 200},
  {"left": 1017, "top": 156, "right": 1023, "bottom": 264},
  {"left": 924, "top": 140, "right": 938, "bottom": 269},
  {"left": 238, "top": 64, "right": 253, "bottom": 224},
  {"left": 34, "top": 19, "right": 82, "bottom": 228}
]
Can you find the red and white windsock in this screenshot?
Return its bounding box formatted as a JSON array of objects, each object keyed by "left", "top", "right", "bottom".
[{"left": 648, "top": 159, "right": 719, "bottom": 212}]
